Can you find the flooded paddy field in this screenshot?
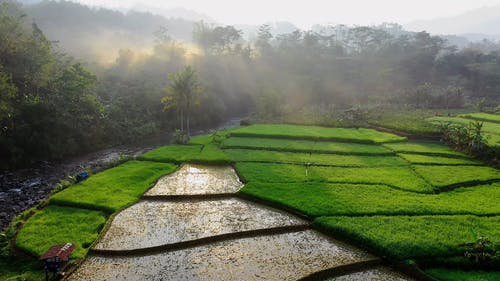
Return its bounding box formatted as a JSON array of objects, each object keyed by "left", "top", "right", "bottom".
[
  {"left": 72, "top": 230, "right": 376, "bottom": 281},
  {"left": 94, "top": 198, "right": 306, "bottom": 251},
  {"left": 335, "top": 267, "right": 416, "bottom": 281},
  {"left": 145, "top": 164, "right": 243, "bottom": 196}
]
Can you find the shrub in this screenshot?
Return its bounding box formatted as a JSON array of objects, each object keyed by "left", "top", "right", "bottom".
[
  {"left": 462, "top": 236, "right": 498, "bottom": 265},
  {"left": 173, "top": 129, "right": 190, "bottom": 144},
  {"left": 439, "top": 121, "right": 488, "bottom": 156}
]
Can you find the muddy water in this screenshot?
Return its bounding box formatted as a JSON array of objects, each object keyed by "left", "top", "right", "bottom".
[
  {"left": 335, "top": 267, "right": 416, "bottom": 280},
  {"left": 94, "top": 199, "right": 306, "bottom": 250},
  {"left": 145, "top": 164, "right": 243, "bottom": 196},
  {"left": 70, "top": 230, "right": 376, "bottom": 281}
]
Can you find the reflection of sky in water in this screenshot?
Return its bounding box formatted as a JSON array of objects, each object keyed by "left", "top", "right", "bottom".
[
  {"left": 185, "top": 167, "right": 210, "bottom": 188},
  {"left": 71, "top": 230, "right": 382, "bottom": 281},
  {"left": 95, "top": 199, "right": 305, "bottom": 250},
  {"left": 146, "top": 164, "right": 243, "bottom": 195},
  {"left": 336, "top": 268, "right": 414, "bottom": 281}
]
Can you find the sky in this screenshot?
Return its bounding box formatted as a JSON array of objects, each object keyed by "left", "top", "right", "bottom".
[{"left": 75, "top": 0, "right": 500, "bottom": 28}]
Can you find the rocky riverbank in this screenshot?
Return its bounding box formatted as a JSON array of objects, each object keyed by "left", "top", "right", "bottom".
[{"left": 0, "top": 143, "right": 160, "bottom": 231}]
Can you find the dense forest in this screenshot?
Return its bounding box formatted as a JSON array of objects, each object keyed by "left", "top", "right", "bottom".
[{"left": 1, "top": 0, "right": 500, "bottom": 168}]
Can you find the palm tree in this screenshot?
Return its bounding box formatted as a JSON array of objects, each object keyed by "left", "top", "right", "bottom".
[{"left": 162, "top": 66, "right": 203, "bottom": 137}]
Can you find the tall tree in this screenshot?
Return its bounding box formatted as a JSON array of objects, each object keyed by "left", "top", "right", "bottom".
[
  {"left": 162, "top": 66, "right": 203, "bottom": 137},
  {"left": 255, "top": 24, "right": 273, "bottom": 56},
  {"left": 193, "top": 22, "right": 242, "bottom": 54}
]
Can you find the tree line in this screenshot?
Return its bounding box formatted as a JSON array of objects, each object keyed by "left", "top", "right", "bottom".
[{"left": 1, "top": 1, "right": 500, "bottom": 168}]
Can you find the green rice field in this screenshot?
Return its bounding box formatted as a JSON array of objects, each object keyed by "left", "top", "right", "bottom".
[{"left": 9, "top": 124, "right": 499, "bottom": 280}]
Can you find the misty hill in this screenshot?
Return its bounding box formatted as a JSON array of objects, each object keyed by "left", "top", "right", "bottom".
[
  {"left": 21, "top": 1, "right": 304, "bottom": 63},
  {"left": 128, "top": 6, "right": 213, "bottom": 23},
  {"left": 405, "top": 5, "right": 500, "bottom": 40},
  {"left": 18, "top": 0, "right": 499, "bottom": 65},
  {"left": 22, "top": 0, "right": 197, "bottom": 63},
  {"left": 19, "top": 0, "right": 214, "bottom": 22}
]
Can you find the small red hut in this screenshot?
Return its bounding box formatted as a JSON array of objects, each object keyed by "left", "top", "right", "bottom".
[{"left": 40, "top": 243, "right": 75, "bottom": 279}]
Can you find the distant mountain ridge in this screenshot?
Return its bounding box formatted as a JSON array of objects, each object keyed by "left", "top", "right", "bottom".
[
  {"left": 17, "top": 0, "right": 213, "bottom": 22},
  {"left": 405, "top": 5, "right": 500, "bottom": 40}
]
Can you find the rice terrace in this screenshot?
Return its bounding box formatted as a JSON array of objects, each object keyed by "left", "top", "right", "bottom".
[{"left": 2, "top": 122, "right": 498, "bottom": 280}]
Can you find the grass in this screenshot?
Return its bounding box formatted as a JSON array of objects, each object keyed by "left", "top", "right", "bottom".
[
  {"left": 240, "top": 182, "right": 500, "bottom": 217},
  {"left": 383, "top": 142, "right": 468, "bottom": 158},
  {"left": 15, "top": 205, "right": 107, "bottom": 259},
  {"left": 398, "top": 154, "right": 481, "bottom": 165},
  {"left": 413, "top": 165, "right": 500, "bottom": 190},
  {"left": 459, "top": 113, "right": 500, "bottom": 124},
  {"left": 222, "top": 137, "right": 394, "bottom": 155},
  {"left": 229, "top": 124, "right": 407, "bottom": 143},
  {"left": 188, "top": 129, "right": 234, "bottom": 145},
  {"left": 188, "top": 134, "right": 214, "bottom": 145},
  {"left": 225, "top": 149, "right": 407, "bottom": 167},
  {"left": 138, "top": 144, "right": 202, "bottom": 162},
  {"left": 309, "top": 166, "right": 433, "bottom": 193},
  {"left": 0, "top": 257, "right": 44, "bottom": 281},
  {"left": 367, "top": 110, "right": 441, "bottom": 135},
  {"left": 222, "top": 137, "right": 316, "bottom": 152},
  {"left": 226, "top": 149, "right": 310, "bottom": 164},
  {"left": 236, "top": 162, "right": 433, "bottom": 192},
  {"left": 426, "top": 269, "right": 500, "bottom": 281},
  {"left": 235, "top": 162, "right": 307, "bottom": 183},
  {"left": 199, "top": 144, "right": 230, "bottom": 163},
  {"left": 50, "top": 160, "right": 177, "bottom": 212},
  {"left": 138, "top": 144, "right": 229, "bottom": 164},
  {"left": 315, "top": 215, "right": 500, "bottom": 260}
]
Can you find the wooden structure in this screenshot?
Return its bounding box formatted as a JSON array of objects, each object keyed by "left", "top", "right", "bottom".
[{"left": 40, "top": 243, "right": 75, "bottom": 280}]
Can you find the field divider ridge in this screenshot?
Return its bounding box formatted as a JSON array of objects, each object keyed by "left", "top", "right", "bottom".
[
  {"left": 241, "top": 180, "right": 435, "bottom": 194},
  {"left": 89, "top": 224, "right": 311, "bottom": 257},
  {"left": 296, "top": 259, "right": 383, "bottom": 281},
  {"left": 392, "top": 151, "right": 473, "bottom": 160},
  {"left": 435, "top": 178, "right": 500, "bottom": 193},
  {"left": 229, "top": 160, "right": 407, "bottom": 168},
  {"left": 221, "top": 145, "right": 396, "bottom": 156},
  {"left": 229, "top": 133, "right": 379, "bottom": 144},
  {"left": 141, "top": 193, "right": 236, "bottom": 201}
]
